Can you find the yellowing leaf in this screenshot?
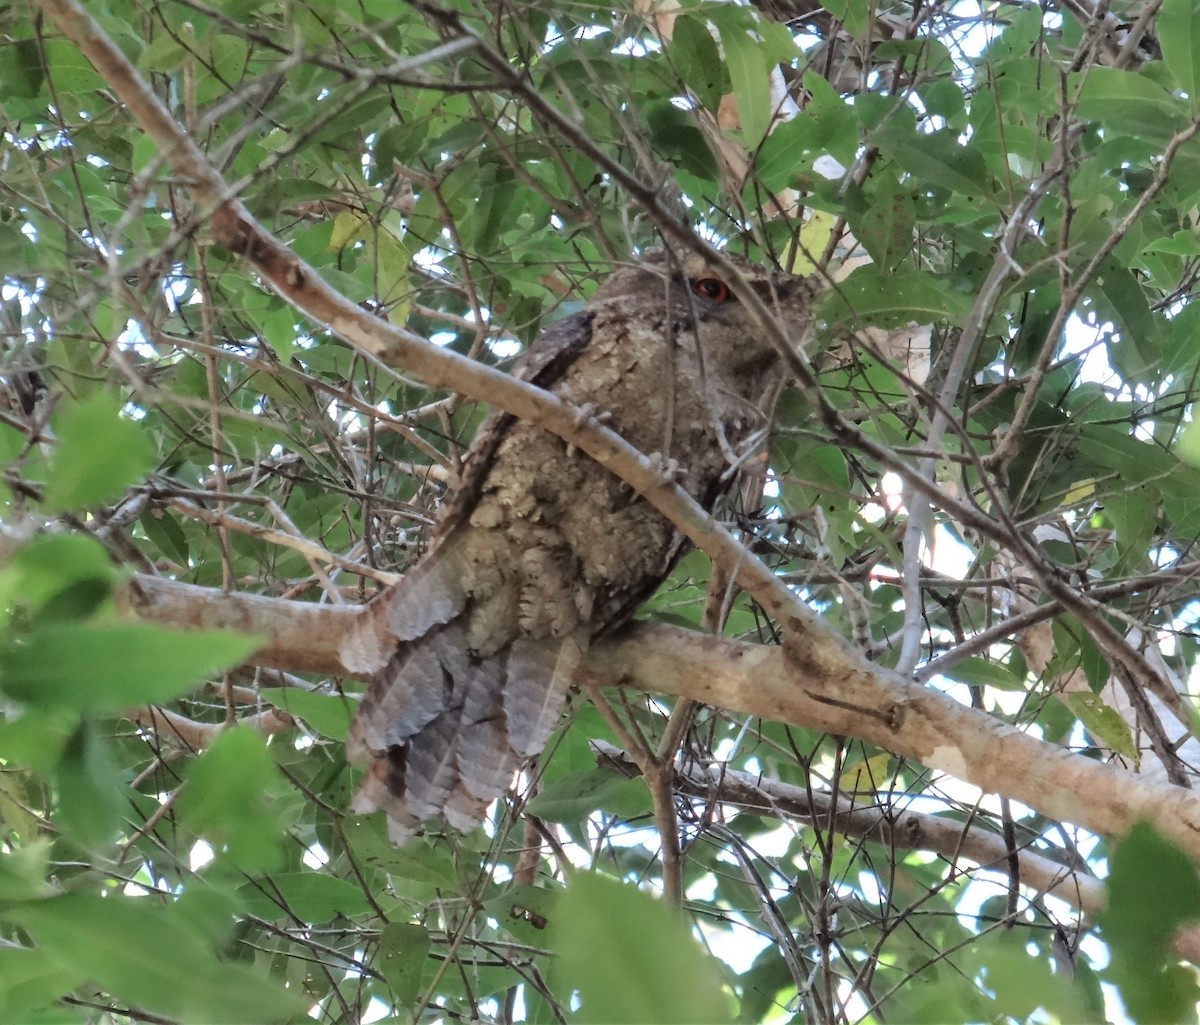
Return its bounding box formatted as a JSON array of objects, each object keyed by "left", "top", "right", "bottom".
[
  {"left": 1062, "top": 478, "right": 1096, "bottom": 505},
  {"left": 1058, "top": 692, "right": 1137, "bottom": 761},
  {"left": 785, "top": 210, "right": 839, "bottom": 274},
  {"left": 372, "top": 227, "right": 412, "bottom": 309},
  {"left": 840, "top": 753, "right": 892, "bottom": 793},
  {"left": 1176, "top": 417, "right": 1200, "bottom": 467},
  {"left": 328, "top": 209, "right": 366, "bottom": 251}
]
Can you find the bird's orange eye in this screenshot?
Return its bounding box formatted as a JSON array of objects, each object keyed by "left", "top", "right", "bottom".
[{"left": 692, "top": 277, "right": 733, "bottom": 302}]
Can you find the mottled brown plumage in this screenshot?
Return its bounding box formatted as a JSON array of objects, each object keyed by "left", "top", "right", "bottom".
[{"left": 342, "top": 249, "right": 818, "bottom": 843}]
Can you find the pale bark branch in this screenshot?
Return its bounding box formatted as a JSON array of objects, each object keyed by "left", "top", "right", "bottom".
[
  {"left": 115, "top": 573, "right": 1200, "bottom": 959},
  {"left": 590, "top": 740, "right": 1101, "bottom": 915},
  {"left": 129, "top": 704, "right": 295, "bottom": 750},
  {"left": 115, "top": 575, "right": 360, "bottom": 675},
  {"left": 117, "top": 574, "right": 1200, "bottom": 869}
]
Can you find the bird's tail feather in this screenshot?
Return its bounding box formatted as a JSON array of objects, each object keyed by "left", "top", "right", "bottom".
[
  {"left": 348, "top": 610, "right": 582, "bottom": 842},
  {"left": 505, "top": 637, "right": 584, "bottom": 757},
  {"left": 338, "top": 544, "right": 469, "bottom": 676}
]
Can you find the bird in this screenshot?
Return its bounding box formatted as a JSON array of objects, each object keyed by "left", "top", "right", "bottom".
[{"left": 342, "top": 247, "right": 818, "bottom": 844}]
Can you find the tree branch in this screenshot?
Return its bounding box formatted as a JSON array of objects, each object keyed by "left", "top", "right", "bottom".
[
  {"left": 589, "top": 740, "right": 1100, "bottom": 913},
  {"left": 118, "top": 574, "right": 1200, "bottom": 870}
]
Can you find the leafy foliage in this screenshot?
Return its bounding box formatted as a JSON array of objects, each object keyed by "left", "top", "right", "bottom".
[
  {"left": 1102, "top": 824, "right": 1200, "bottom": 1022},
  {"left": 2, "top": 0, "right": 1200, "bottom": 1021}
]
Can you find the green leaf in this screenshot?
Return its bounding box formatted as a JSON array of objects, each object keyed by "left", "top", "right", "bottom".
[
  {"left": 1105, "top": 823, "right": 1200, "bottom": 942},
  {"left": 1058, "top": 692, "right": 1137, "bottom": 760},
  {"left": 1074, "top": 68, "right": 1188, "bottom": 143},
  {"left": 753, "top": 115, "right": 824, "bottom": 191},
  {"left": 1046, "top": 617, "right": 1110, "bottom": 694},
  {"left": 373, "top": 123, "right": 430, "bottom": 178},
  {"left": 818, "top": 268, "right": 972, "bottom": 326},
  {"left": 824, "top": 0, "right": 872, "bottom": 38},
  {"left": 0, "top": 946, "right": 83, "bottom": 1023},
  {"left": 237, "top": 871, "right": 370, "bottom": 921},
  {"left": 138, "top": 507, "right": 191, "bottom": 566},
  {"left": 1103, "top": 486, "right": 1158, "bottom": 574},
  {"left": 714, "top": 13, "right": 773, "bottom": 146},
  {"left": 39, "top": 40, "right": 106, "bottom": 95},
  {"left": 0, "top": 623, "right": 261, "bottom": 713},
  {"left": 0, "top": 839, "right": 51, "bottom": 901},
  {"left": 941, "top": 656, "right": 1027, "bottom": 691},
  {"left": 801, "top": 72, "right": 859, "bottom": 165},
  {"left": 484, "top": 883, "right": 559, "bottom": 946},
  {"left": 259, "top": 686, "right": 354, "bottom": 740},
  {"left": 1075, "top": 425, "right": 1178, "bottom": 485},
  {"left": 310, "top": 94, "right": 392, "bottom": 146},
  {"left": 3, "top": 893, "right": 308, "bottom": 1023},
  {"left": 871, "top": 125, "right": 993, "bottom": 197},
  {"left": 667, "top": 16, "right": 727, "bottom": 111},
  {"left": 844, "top": 171, "right": 915, "bottom": 271},
  {"left": 134, "top": 31, "right": 188, "bottom": 76},
  {"left": 1164, "top": 488, "right": 1200, "bottom": 539},
  {"left": 0, "top": 38, "right": 44, "bottom": 99},
  {"left": 43, "top": 391, "right": 155, "bottom": 513},
  {"left": 1160, "top": 0, "right": 1200, "bottom": 104},
  {"left": 1177, "top": 416, "right": 1200, "bottom": 467},
  {"left": 919, "top": 77, "right": 966, "bottom": 124},
  {"left": 376, "top": 922, "right": 431, "bottom": 1010},
  {"left": 1091, "top": 258, "right": 1158, "bottom": 379},
  {"left": 1142, "top": 228, "right": 1200, "bottom": 256},
  {"left": 1101, "top": 824, "right": 1200, "bottom": 1023},
  {"left": 526, "top": 768, "right": 650, "bottom": 824},
  {"left": 261, "top": 306, "right": 296, "bottom": 361},
  {"left": 0, "top": 707, "right": 74, "bottom": 775},
  {"left": 753, "top": 74, "right": 857, "bottom": 190},
  {"left": 962, "top": 933, "right": 1090, "bottom": 1023},
  {"left": 0, "top": 220, "right": 37, "bottom": 275},
  {"left": 196, "top": 35, "right": 250, "bottom": 106},
  {"left": 371, "top": 225, "right": 413, "bottom": 308},
  {"left": 0, "top": 533, "right": 116, "bottom": 620},
  {"left": 343, "top": 815, "right": 463, "bottom": 887},
  {"left": 53, "top": 720, "right": 127, "bottom": 850},
  {"left": 873, "top": 38, "right": 955, "bottom": 77},
  {"left": 553, "top": 873, "right": 733, "bottom": 1024},
  {"left": 212, "top": 0, "right": 270, "bottom": 19},
  {"left": 176, "top": 727, "right": 288, "bottom": 872},
  {"left": 645, "top": 100, "right": 720, "bottom": 181}
]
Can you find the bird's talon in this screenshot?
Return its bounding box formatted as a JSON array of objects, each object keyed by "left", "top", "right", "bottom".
[
  {"left": 648, "top": 452, "right": 684, "bottom": 484},
  {"left": 568, "top": 401, "right": 613, "bottom": 430},
  {"left": 572, "top": 401, "right": 598, "bottom": 428}
]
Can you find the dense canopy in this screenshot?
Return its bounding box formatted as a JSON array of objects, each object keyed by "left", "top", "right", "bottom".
[{"left": 4, "top": 0, "right": 1200, "bottom": 1021}]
